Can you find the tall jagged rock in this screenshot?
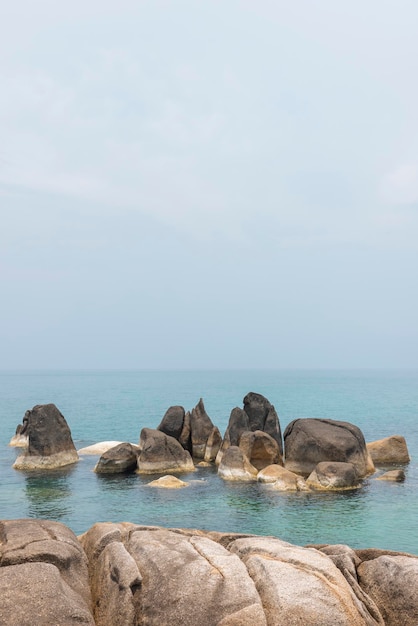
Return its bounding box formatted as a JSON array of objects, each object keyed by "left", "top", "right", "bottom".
[{"left": 13, "top": 404, "right": 79, "bottom": 470}]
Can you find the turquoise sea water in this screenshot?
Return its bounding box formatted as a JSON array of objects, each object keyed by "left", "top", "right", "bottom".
[{"left": 0, "top": 370, "right": 417, "bottom": 553}]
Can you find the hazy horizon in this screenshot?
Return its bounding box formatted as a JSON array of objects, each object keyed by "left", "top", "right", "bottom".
[{"left": 1, "top": 1, "right": 418, "bottom": 370}]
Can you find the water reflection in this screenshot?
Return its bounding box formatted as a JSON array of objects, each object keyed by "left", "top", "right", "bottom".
[{"left": 24, "top": 467, "right": 75, "bottom": 519}]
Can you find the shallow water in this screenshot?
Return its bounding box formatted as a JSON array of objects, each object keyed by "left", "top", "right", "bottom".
[{"left": 1, "top": 369, "right": 417, "bottom": 553}]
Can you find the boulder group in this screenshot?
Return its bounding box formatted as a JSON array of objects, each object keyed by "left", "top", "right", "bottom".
[{"left": 10, "top": 394, "right": 410, "bottom": 494}]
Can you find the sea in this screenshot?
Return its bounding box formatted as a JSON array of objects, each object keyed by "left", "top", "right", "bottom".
[{"left": 1, "top": 369, "right": 417, "bottom": 554}]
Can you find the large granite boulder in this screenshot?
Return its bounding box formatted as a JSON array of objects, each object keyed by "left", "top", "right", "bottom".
[
  {"left": 243, "top": 392, "right": 283, "bottom": 453},
  {"left": 357, "top": 554, "right": 418, "bottom": 626},
  {"left": 306, "top": 461, "right": 361, "bottom": 490},
  {"left": 137, "top": 428, "right": 195, "bottom": 474},
  {"left": 0, "top": 519, "right": 94, "bottom": 625},
  {"left": 94, "top": 443, "right": 140, "bottom": 474},
  {"left": 79, "top": 523, "right": 267, "bottom": 626},
  {"left": 13, "top": 404, "right": 79, "bottom": 470},
  {"left": 367, "top": 435, "right": 410, "bottom": 465},
  {"left": 217, "top": 446, "right": 258, "bottom": 481},
  {"left": 227, "top": 536, "right": 381, "bottom": 625},
  {"left": 238, "top": 430, "right": 282, "bottom": 470},
  {"left": 284, "top": 418, "right": 375, "bottom": 478},
  {"left": 257, "top": 465, "right": 309, "bottom": 491}
]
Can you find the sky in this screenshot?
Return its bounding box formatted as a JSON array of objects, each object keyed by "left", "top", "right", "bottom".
[{"left": 1, "top": 0, "right": 418, "bottom": 369}]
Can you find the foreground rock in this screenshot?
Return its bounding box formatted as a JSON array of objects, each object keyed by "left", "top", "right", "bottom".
[
  {"left": 284, "top": 418, "right": 375, "bottom": 478},
  {"left": 13, "top": 404, "right": 79, "bottom": 470},
  {"left": 2, "top": 519, "right": 418, "bottom": 626},
  {"left": 357, "top": 554, "right": 418, "bottom": 625},
  {"left": 367, "top": 435, "right": 410, "bottom": 465},
  {"left": 0, "top": 519, "right": 94, "bottom": 625},
  {"left": 136, "top": 428, "right": 195, "bottom": 474},
  {"left": 80, "top": 523, "right": 267, "bottom": 626},
  {"left": 94, "top": 443, "right": 140, "bottom": 474}
]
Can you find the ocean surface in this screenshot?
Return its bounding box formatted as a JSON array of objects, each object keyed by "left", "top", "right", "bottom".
[{"left": 1, "top": 369, "right": 417, "bottom": 554}]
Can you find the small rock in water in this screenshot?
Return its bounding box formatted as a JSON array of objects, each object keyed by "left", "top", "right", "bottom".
[{"left": 147, "top": 475, "right": 189, "bottom": 488}]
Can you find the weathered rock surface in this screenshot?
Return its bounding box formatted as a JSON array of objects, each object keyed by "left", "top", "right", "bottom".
[
  {"left": 284, "top": 418, "right": 375, "bottom": 478},
  {"left": 80, "top": 523, "right": 267, "bottom": 626},
  {"left": 136, "top": 428, "right": 195, "bottom": 474},
  {"left": 238, "top": 429, "right": 282, "bottom": 470},
  {"left": 367, "top": 435, "right": 410, "bottom": 465},
  {"left": 2, "top": 519, "right": 418, "bottom": 626},
  {"left": 357, "top": 554, "right": 418, "bottom": 626},
  {"left": 0, "top": 519, "right": 94, "bottom": 625},
  {"left": 217, "top": 446, "right": 258, "bottom": 481},
  {"left": 157, "top": 405, "right": 193, "bottom": 453},
  {"left": 227, "top": 536, "right": 382, "bottom": 625},
  {"left": 13, "top": 404, "right": 79, "bottom": 470},
  {"left": 258, "top": 464, "right": 309, "bottom": 491},
  {"left": 306, "top": 461, "right": 361, "bottom": 490},
  {"left": 243, "top": 392, "right": 283, "bottom": 453},
  {"left": 94, "top": 443, "right": 140, "bottom": 474}
]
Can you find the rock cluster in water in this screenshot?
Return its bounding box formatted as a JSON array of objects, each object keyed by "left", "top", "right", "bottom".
[
  {"left": 0, "top": 518, "right": 417, "bottom": 626},
  {"left": 10, "top": 394, "right": 410, "bottom": 492}
]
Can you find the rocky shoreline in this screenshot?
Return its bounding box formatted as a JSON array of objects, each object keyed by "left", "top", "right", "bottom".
[{"left": 0, "top": 518, "right": 417, "bottom": 625}]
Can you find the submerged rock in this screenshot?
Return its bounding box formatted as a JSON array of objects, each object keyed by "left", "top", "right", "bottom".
[
  {"left": 78, "top": 441, "right": 125, "bottom": 455},
  {"left": 13, "top": 404, "right": 79, "bottom": 470},
  {"left": 147, "top": 475, "right": 189, "bottom": 488},
  {"left": 284, "top": 418, "right": 375, "bottom": 478}
]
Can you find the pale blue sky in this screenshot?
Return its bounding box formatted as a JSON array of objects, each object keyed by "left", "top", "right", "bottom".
[{"left": 1, "top": 1, "right": 418, "bottom": 369}]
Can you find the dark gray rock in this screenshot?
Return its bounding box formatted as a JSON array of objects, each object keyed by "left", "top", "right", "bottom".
[
  {"left": 190, "top": 398, "right": 220, "bottom": 460},
  {"left": 94, "top": 443, "right": 140, "bottom": 474},
  {"left": 284, "top": 418, "right": 375, "bottom": 478},
  {"left": 157, "top": 405, "right": 186, "bottom": 442},
  {"left": 13, "top": 404, "right": 79, "bottom": 470},
  {"left": 243, "top": 392, "right": 283, "bottom": 453}
]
